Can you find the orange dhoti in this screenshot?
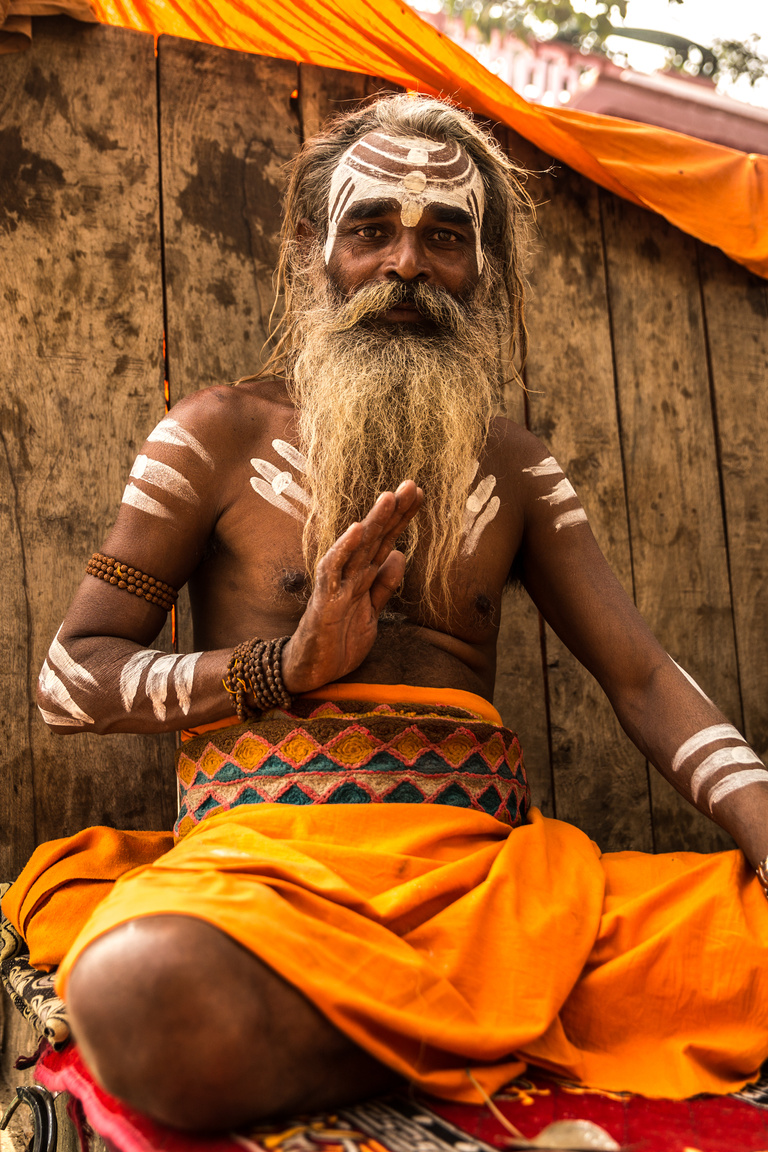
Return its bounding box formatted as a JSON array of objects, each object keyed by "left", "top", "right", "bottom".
[
  {"left": 4, "top": 689, "right": 768, "bottom": 1104},
  {"left": 5, "top": 805, "right": 768, "bottom": 1104}
]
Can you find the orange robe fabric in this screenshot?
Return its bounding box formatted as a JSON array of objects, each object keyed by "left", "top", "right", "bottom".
[
  {"left": 84, "top": 0, "right": 768, "bottom": 278},
  {"left": 5, "top": 803, "right": 768, "bottom": 1104}
]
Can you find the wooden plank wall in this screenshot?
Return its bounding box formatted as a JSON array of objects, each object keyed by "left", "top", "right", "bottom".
[{"left": 2, "top": 19, "right": 768, "bottom": 886}]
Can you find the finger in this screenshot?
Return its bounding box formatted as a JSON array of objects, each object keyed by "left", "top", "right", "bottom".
[
  {"left": 314, "top": 520, "right": 366, "bottom": 593},
  {"left": 369, "top": 485, "right": 424, "bottom": 567},
  {"left": 369, "top": 550, "right": 406, "bottom": 615}
]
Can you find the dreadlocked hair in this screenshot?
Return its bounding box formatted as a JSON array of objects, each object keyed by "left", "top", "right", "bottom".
[{"left": 262, "top": 93, "right": 534, "bottom": 381}]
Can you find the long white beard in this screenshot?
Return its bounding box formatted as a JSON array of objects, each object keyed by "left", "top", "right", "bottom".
[{"left": 287, "top": 259, "right": 506, "bottom": 614}]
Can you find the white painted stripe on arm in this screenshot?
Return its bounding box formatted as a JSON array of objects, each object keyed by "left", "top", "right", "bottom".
[
  {"left": 273, "top": 440, "right": 308, "bottom": 474},
  {"left": 540, "top": 478, "right": 577, "bottom": 506},
  {"left": 120, "top": 649, "right": 161, "bottom": 711},
  {"left": 690, "top": 747, "right": 763, "bottom": 803},
  {"left": 522, "top": 456, "right": 562, "bottom": 477},
  {"left": 147, "top": 417, "right": 214, "bottom": 468},
  {"left": 38, "top": 661, "right": 94, "bottom": 724},
  {"left": 671, "top": 724, "right": 744, "bottom": 773},
  {"left": 708, "top": 768, "right": 768, "bottom": 810},
  {"left": 670, "top": 658, "right": 713, "bottom": 704},
  {"left": 145, "top": 654, "right": 179, "bottom": 722},
  {"left": 122, "top": 482, "right": 174, "bottom": 520},
  {"left": 38, "top": 705, "right": 89, "bottom": 729},
  {"left": 173, "top": 652, "right": 202, "bottom": 715},
  {"left": 554, "top": 508, "right": 588, "bottom": 532},
  {"left": 48, "top": 627, "right": 98, "bottom": 691},
  {"left": 130, "top": 456, "right": 199, "bottom": 504}
]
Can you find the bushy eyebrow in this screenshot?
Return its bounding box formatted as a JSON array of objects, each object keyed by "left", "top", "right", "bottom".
[
  {"left": 339, "top": 198, "right": 401, "bottom": 224},
  {"left": 428, "top": 204, "right": 474, "bottom": 225}
]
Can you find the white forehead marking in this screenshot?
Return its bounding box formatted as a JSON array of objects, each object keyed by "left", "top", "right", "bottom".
[{"left": 325, "top": 132, "right": 485, "bottom": 273}]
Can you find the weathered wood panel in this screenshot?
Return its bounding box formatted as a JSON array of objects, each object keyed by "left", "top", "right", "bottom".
[
  {"left": 298, "top": 65, "right": 400, "bottom": 141},
  {"left": 0, "top": 18, "right": 176, "bottom": 879},
  {"left": 601, "top": 195, "right": 739, "bottom": 852},
  {"left": 523, "top": 165, "right": 652, "bottom": 850},
  {"left": 699, "top": 245, "right": 768, "bottom": 761},
  {"left": 158, "top": 37, "right": 300, "bottom": 399}
]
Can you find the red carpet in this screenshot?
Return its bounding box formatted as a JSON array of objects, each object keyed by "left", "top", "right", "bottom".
[{"left": 35, "top": 1043, "right": 768, "bottom": 1152}]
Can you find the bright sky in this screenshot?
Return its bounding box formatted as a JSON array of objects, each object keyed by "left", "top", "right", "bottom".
[{"left": 616, "top": 0, "right": 768, "bottom": 106}]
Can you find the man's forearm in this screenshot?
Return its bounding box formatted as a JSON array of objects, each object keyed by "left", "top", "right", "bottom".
[{"left": 612, "top": 656, "right": 768, "bottom": 869}]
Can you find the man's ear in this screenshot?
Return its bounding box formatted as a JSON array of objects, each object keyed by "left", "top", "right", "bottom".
[{"left": 297, "top": 218, "right": 316, "bottom": 242}]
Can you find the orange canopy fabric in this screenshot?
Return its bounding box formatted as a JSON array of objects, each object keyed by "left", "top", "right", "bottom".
[{"left": 86, "top": 0, "right": 768, "bottom": 278}]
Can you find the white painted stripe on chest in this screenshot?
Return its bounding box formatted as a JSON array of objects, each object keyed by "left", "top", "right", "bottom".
[
  {"left": 273, "top": 440, "right": 308, "bottom": 474},
  {"left": 146, "top": 417, "right": 213, "bottom": 468},
  {"left": 130, "top": 455, "right": 199, "bottom": 505},
  {"left": 38, "top": 661, "right": 94, "bottom": 724},
  {"left": 48, "top": 627, "right": 98, "bottom": 691},
  {"left": 461, "top": 466, "right": 499, "bottom": 555}
]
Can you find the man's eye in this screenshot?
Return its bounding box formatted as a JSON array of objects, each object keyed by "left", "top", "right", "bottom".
[
  {"left": 434, "top": 230, "right": 460, "bottom": 242},
  {"left": 356, "top": 225, "right": 383, "bottom": 238}
]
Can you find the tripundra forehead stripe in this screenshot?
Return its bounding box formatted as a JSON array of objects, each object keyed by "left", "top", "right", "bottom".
[{"left": 325, "top": 132, "right": 486, "bottom": 272}]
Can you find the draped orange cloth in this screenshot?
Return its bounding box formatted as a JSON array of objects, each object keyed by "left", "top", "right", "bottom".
[
  {"left": 84, "top": 0, "right": 768, "bottom": 278},
  {"left": 6, "top": 804, "right": 768, "bottom": 1102}
]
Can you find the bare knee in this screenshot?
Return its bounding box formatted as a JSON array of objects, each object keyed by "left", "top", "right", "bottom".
[{"left": 67, "top": 916, "right": 397, "bottom": 1129}]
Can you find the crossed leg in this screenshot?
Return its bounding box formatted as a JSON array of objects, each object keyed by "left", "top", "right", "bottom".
[{"left": 66, "top": 915, "right": 401, "bottom": 1131}]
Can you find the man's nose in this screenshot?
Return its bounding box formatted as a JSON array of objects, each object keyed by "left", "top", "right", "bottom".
[{"left": 383, "top": 231, "right": 429, "bottom": 282}]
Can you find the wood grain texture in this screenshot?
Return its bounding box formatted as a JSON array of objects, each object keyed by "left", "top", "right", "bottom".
[
  {"left": 158, "top": 37, "right": 299, "bottom": 397},
  {"left": 0, "top": 18, "right": 176, "bottom": 872},
  {"left": 523, "top": 165, "right": 652, "bottom": 850},
  {"left": 298, "top": 65, "right": 403, "bottom": 142},
  {"left": 601, "top": 194, "right": 739, "bottom": 852},
  {"left": 699, "top": 243, "right": 768, "bottom": 761}
]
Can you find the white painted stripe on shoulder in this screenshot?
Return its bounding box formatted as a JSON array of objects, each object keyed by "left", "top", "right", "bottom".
[
  {"left": 709, "top": 767, "right": 768, "bottom": 811},
  {"left": 130, "top": 455, "right": 199, "bottom": 505},
  {"left": 173, "top": 652, "right": 202, "bottom": 716},
  {"left": 38, "top": 661, "right": 94, "bottom": 724},
  {"left": 38, "top": 705, "right": 89, "bottom": 729},
  {"left": 48, "top": 627, "right": 98, "bottom": 690},
  {"left": 671, "top": 724, "right": 743, "bottom": 773},
  {"left": 690, "top": 747, "right": 763, "bottom": 803},
  {"left": 122, "top": 482, "right": 174, "bottom": 520},
  {"left": 147, "top": 417, "right": 213, "bottom": 468},
  {"left": 466, "top": 474, "right": 496, "bottom": 514},
  {"left": 523, "top": 456, "right": 561, "bottom": 477},
  {"left": 120, "top": 649, "right": 161, "bottom": 712},
  {"left": 540, "top": 478, "right": 577, "bottom": 506},
  {"left": 554, "top": 508, "right": 588, "bottom": 532}
]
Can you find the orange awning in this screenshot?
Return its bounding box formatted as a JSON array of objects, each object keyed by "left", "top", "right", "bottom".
[{"left": 88, "top": 0, "right": 768, "bottom": 278}]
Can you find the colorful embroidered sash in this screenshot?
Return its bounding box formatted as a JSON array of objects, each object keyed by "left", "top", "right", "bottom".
[{"left": 175, "top": 696, "right": 529, "bottom": 839}]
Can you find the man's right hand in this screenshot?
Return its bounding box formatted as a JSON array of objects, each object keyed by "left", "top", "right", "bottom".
[{"left": 280, "top": 481, "right": 423, "bottom": 695}]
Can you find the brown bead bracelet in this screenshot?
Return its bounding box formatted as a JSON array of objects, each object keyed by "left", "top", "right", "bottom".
[
  {"left": 223, "top": 636, "right": 292, "bottom": 720},
  {"left": 86, "top": 552, "right": 178, "bottom": 613}
]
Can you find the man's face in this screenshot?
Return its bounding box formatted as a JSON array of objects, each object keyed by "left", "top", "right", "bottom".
[{"left": 326, "top": 197, "right": 481, "bottom": 325}]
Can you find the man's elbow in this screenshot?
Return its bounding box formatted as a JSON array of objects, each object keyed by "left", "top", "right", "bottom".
[{"left": 36, "top": 656, "right": 101, "bottom": 734}]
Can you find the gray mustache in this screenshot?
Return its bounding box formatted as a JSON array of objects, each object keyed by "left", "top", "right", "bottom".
[{"left": 332, "top": 280, "right": 467, "bottom": 334}]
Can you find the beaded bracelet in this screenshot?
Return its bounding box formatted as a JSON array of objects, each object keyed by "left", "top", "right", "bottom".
[
  {"left": 86, "top": 552, "right": 178, "bottom": 613},
  {"left": 757, "top": 857, "right": 768, "bottom": 901},
  {"left": 223, "top": 636, "right": 292, "bottom": 720}
]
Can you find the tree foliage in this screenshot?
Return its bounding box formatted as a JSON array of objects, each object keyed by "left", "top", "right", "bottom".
[{"left": 438, "top": 1, "right": 767, "bottom": 86}]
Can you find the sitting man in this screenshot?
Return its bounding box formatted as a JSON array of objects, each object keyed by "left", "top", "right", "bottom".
[{"left": 8, "top": 93, "right": 768, "bottom": 1132}]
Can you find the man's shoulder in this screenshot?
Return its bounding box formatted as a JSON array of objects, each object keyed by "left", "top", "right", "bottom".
[
  {"left": 487, "top": 415, "right": 553, "bottom": 474},
  {"left": 162, "top": 377, "right": 293, "bottom": 452}
]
